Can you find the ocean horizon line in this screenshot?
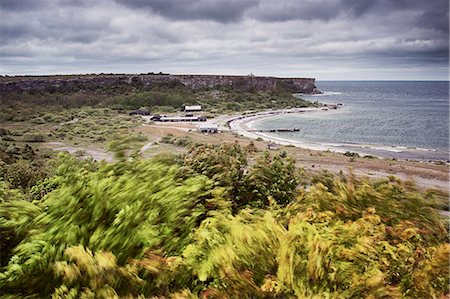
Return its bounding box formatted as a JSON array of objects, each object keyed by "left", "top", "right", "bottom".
[{"left": 316, "top": 80, "right": 449, "bottom": 82}]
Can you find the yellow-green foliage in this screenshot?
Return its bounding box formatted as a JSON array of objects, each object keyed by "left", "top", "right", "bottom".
[
  {"left": 0, "top": 149, "right": 448, "bottom": 298},
  {"left": 52, "top": 108, "right": 144, "bottom": 143},
  {"left": 181, "top": 204, "right": 448, "bottom": 298}
]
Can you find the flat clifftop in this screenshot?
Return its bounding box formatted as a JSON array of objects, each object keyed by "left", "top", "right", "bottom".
[{"left": 0, "top": 74, "right": 319, "bottom": 94}]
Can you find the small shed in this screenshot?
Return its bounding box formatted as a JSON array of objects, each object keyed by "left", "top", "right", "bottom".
[
  {"left": 198, "top": 123, "right": 219, "bottom": 133},
  {"left": 184, "top": 105, "right": 202, "bottom": 112}
]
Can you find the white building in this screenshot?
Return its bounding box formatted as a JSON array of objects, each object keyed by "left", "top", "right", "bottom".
[{"left": 184, "top": 105, "right": 202, "bottom": 112}]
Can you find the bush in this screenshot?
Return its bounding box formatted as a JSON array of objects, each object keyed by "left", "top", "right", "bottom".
[
  {"left": 160, "top": 134, "right": 175, "bottom": 144},
  {"left": 238, "top": 151, "right": 299, "bottom": 207},
  {"left": 343, "top": 151, "right": 360, "bottom": 157},
  {"left": 3, "top": 160, "right": 47, "bottom": 190},
  {"left": 0, "top": 128, "right": 11, "bottom": 136},
  {"left": 244, "top": 141, "right": 258, "bottom": 153},
  {"left": 30, "top": 117, "right": 46, "bottom": 124},
  {"left": 175, "top": 136, "right": 192, "bottom": 147},
  {"left": 0, "top": 152, "right": 447, "bottom": 298},
  {"left": 23, "top": 133, "right": 45, "bottom": 143}
]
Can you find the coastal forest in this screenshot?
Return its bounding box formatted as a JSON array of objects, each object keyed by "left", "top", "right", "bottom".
[{"left": 0, "top": 76, "right": 449, "bottom": 298}]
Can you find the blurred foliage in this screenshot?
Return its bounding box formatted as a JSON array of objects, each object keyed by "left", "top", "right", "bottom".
[
  {"left": 0, "top": 144, "right": 448, "bottom": 298},
  {"left": 108, "top": 133, "right": 148, "bottom": 161},
  {"left": 239, "top": 151, "right": 299, "bottom": 207}
]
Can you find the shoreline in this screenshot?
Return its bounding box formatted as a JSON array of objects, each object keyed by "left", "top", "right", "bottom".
[{"left": 225, "top": 108, "right": 449, "bottom": 162}]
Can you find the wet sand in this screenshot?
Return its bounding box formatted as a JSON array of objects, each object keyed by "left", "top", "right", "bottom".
[{"left": 227, "top": 108, "right": 449, "bottom": 162}]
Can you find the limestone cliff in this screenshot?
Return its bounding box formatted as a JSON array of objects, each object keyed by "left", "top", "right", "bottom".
[{"left": 0, "top": 74, "right": 319, "bottom": 94}]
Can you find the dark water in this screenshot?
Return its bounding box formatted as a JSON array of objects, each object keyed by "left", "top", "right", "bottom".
[{"left": 252, "top": 81, "right": 449, "bottom": 160}]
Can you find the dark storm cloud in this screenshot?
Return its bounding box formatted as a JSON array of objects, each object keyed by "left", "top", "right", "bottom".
[
  {"left": 114, "top": 0, "right": 259, "bottom": 23},
  {"left": 416, "top": 2, "right": 449, "bottom": 34},
  {"left": 0, "top": 0, "right": 47, "bottom": 11},
  {"left": 248, "top": 1, "right": 341, "bottom": 22},
  {"left": 340, "top": 0, "right": 377, "bottom": 16},
  {"left": 0, "top": 0, "right": 88, "bottom": 10},
  {"left": 0, "top": 0, "right": 448, "bottom": 79},
  {"left": 340, "top": 0, "right": 449, "bottom": 35},
  {"left": 0, "top": 3, "right": 111, "bottom": 44},
  {"left": 0, "top": 23, "right": 31, "bottom": 41}
]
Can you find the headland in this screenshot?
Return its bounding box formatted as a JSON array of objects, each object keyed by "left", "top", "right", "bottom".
[{"left": 0, "top": 73, "right": 320, "bottom": 94}]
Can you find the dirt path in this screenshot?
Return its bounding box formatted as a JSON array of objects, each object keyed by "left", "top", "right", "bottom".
[{"left": 45, "top": 142, "right": 114, "bottom": 162}]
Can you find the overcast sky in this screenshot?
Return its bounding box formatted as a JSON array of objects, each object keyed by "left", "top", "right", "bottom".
[{"left": 0, "top": 0, "right": 448, "bottom": 80}]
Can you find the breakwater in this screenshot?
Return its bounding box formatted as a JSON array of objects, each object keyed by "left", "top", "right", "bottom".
[{"left": 248, "top": 128, "right": 301, "bottom": 133}]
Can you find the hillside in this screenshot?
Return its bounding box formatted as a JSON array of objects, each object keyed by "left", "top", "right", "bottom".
[{"left": 0, "top": 73, "right": 319, "bottom": 94}]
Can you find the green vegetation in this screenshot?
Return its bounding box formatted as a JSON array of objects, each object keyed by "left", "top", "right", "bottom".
[
  {"left": 1, "top": 143, "right": 448, "bottom": 298},
  {"left": 161, "top": 134, "right": 194, "bottom": 147},
  {"left": 195, "top": 88, "right": 320, "bottom": 113},
  {"left": 51, "top": 108, "right": 144, "bottom": 143},
  {"left": 0, "top": 107, "right": 146, "bottom": 159},
  {"left": 1, "top": 81, "right": 318, "bottom": 122},
  {"left": 0, "top": 142, "right": 53, "bottom": 192}
]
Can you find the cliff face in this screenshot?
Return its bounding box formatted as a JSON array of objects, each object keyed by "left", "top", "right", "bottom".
[
  {"left": 176, "top": 75, "right": 318, "bottom": 93},
  {"left": 0, "top": 74, "right": 318, "bottom": 94}
]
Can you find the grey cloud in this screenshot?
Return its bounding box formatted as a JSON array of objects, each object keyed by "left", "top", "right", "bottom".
[
  {"left": 416, "top": 3, "right": 449, "bottom": 34},
  {"left": 114, "top": 0, "right": 259, "bottom": 23},
  {"left": 249, "top": 1, "right": 340, "bottom": 22},
  {"left": 340, "top": 0, "right": 376, "bottom": 16},
  {"left": 0, "top": 0, "right": 448, "bottom": 80},
  {"left": 0, "top": 23, "right": 32, "bottom": 42},
  {"left": 252, "top": 0, "right": 449, "bottom": 35},
  {"left": 342, "top": 0, "right": 449, "bottom": 35},
  {"left": 0, "top": 0, "right": 89, "bottom": 11},
  {"left": 0, "top": 0, "right": 47, "bottom": 11},
  {"left": 0, "top": 5, "right": 111, "bottom": 44}
]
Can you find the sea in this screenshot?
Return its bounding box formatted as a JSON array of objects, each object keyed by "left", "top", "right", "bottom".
[{"left": 250, "top": 81, "right": 449, "bottom": 161}]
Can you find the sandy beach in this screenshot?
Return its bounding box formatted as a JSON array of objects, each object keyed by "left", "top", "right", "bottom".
[
  {"left": 129, "top": 109, "right": 450, "bottom": 192},
  {"left": 226, "top": 108, "right": 449, "bottom": 162}
]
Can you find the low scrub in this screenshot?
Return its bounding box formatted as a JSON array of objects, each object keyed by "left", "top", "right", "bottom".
[{"left": 0, "top": 144, "right": 448, "bottom": 298}]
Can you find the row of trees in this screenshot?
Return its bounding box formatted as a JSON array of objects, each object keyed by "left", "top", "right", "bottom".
[{"left": 0, "top": 143, "right": 448, "bottom": 298}]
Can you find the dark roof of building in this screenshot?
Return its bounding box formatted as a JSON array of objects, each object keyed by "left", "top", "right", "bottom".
[{"left": 129, "top": 110, "right": 150, "bottom": 115}]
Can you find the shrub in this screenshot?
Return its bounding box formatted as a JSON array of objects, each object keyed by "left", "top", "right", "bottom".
[
  {"left": 161, "top": 134, "right": 175, "bottom": 144},
  {"left": 245, "top": 141, "right": 258, "bottom": 153},
  {"left": 30, "top": 117, "right": 46, "bottom": 124},
  {"left": 22, "top": 133, "right": 45, "bottom": 143},
  {"left": 343, "top": 151, "right": 360, "bottom": 157},
  {"left": 3, "top": 160, "right": 47, "bottom": 190},
  {"left": 238, "top": 151, "right": 299, "bottom": 207},
  {"left": 0, "top": 128, "right": 11, "bottom": 136}
]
